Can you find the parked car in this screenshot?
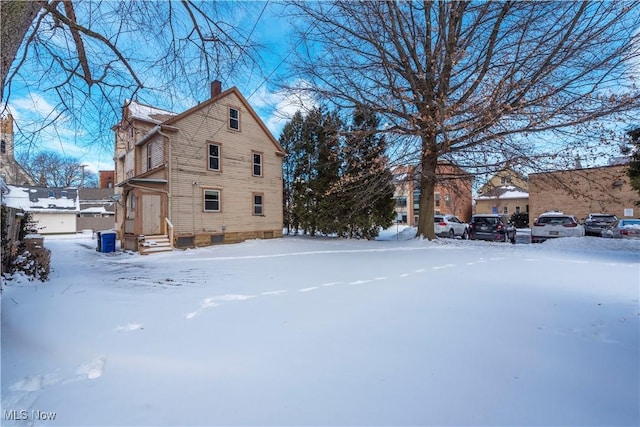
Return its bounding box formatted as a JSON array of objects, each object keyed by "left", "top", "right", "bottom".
[
  {"left": 584, "top": 213, "right": 617, "bottom": 236},
  {"left": 600, "top": 219, "right": 640, "bottom": 239},
  {"left": 531, "top": 211, "right": 585, "bottom": 243},
  {"left": 468, "top": 214, "right": 516, "bottom": 243},
  {"left": 434, "top": 215, "right": 469, "bottom": 239}
]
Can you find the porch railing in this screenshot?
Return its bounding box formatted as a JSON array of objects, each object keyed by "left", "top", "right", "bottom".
[{"left": 163, "top": 217, "right": 174, "bottom": 249}]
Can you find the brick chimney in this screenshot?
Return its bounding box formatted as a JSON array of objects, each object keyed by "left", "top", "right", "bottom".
[{"left": 211, "top": 80, "right": 222, "bottom": 98}]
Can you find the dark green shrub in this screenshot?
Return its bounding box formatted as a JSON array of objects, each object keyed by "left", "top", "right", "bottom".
[{"left": 510, "top": 212, "right": 530, "bottom": 228}]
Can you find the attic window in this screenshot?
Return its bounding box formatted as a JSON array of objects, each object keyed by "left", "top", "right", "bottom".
[{"left": 229, "top": 108, "right": 239, "bottom": 131}]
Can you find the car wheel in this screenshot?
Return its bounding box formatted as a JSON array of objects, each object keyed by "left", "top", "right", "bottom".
[
  {"left": 462, "top": 229, "right": 469, "bottom": 240},
  {"left": 449, "top": 229, "right": 455, "bottom": 238},
  {"left": 510, "top": 233, "right": 516, "bottom": 244}
]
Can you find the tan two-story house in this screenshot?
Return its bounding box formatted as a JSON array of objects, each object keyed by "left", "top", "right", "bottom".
[
  {"left": 475, "top": 167, "right": 529, "bottom": 216},
  {"left": 113, "top": 81, "right": 285, "bottom": 253}
]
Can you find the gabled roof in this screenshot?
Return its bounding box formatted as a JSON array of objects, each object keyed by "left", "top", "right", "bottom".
[
  {"left": 163, "top": 86, "right": 285, "bottom": 155},
  {"left": 126, "top": 100, "right": 176, "bottom": 124},
  {"left": 122, "top": 86, "right": 285, "bottom": 156}
]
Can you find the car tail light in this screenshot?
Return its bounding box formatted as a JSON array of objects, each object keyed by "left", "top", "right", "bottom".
[
  {"left": 497, "top": 224, "right": 503, "bottom": 231},
  {"left": 438, "top": 222, "right": 447, "bottom": 226},
  {"left": 563, "top": 223, "right": 577, "bottom": 228},
  {"left": 621, "top": 229, "right": 630, "bottom": 235}
]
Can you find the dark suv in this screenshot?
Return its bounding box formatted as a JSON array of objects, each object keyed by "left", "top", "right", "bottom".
[
  {"left": 468, "top": 214, "right": 517, "bottom": 243},
  {"left": 583, "top": 213, "right": 617, "bottom": 236}
]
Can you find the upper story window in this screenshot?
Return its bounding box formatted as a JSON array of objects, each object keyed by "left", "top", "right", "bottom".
[
  {"left": 208, "top": 143, "right": 221, "bottom": 171},
  {"left": 229, "top": 107, "right": 240, "bottom": 131},
  {"left": 61, "top": 191, "right": 68, "bottom": 198},
  {"left": 147, "top": 143, "right": 153, "bottom": 170},
  {"left": 252, "top": 152, "right": 263, "bottom": 176},
  {"left": 435, "top": 193, "right": 441, "bottom": 207},
  {"left": 48, "top": 191, "right": 55, "bottom": 198},
  {"left": 145, "top": 140, "right": 163, "bottom": 171},
  {"left": 0, "top": 139, "right": 5, "bottom": 154}
]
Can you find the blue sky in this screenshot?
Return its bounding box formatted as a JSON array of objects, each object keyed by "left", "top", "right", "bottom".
[
  {"left": 4, "top": 1, "right": 314, "bottom": 178},
  {"left": 4, "top": 1, "right": 638, "bottom": 182}
]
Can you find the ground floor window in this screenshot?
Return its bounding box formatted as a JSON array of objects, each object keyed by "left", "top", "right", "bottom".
[
  {"left": 204, "top": 189, "right": 221, "bottom": 212},
  {"left": 253, "top": 193, "right": 264, "bottom": 215}
]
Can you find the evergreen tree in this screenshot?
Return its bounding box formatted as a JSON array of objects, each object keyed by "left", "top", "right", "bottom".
[
  {"left": 313, "top": 109, "right": 343, "bottom": 236},
  {"left": 281, "top": 106, "right": 394, "bottom": 239},
  {"left": 279, "top": 111, "right": 305, "bottom": 234},
  {"left": 339, "top": 106, "right": 395, "bottom": 239}
]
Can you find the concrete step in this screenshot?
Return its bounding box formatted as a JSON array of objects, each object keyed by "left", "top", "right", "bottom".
[{"left": 140, "top": 246, "right": 173, "bottom": 255}]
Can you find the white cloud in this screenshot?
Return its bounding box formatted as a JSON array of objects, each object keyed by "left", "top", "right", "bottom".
[
  {"left": 8, "top": 94, "right": 115, "bottom": 176},
  {"left": 250, "top": 81, "right": 318, "bottom": 137}
]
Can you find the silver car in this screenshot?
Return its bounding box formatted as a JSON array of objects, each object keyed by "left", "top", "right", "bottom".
[
  {"left": 601, "top": 219, "right": 640, "bottom": 239},
  {"left": 434, "top": 215, "right": 469, "bottom": 239},
  {"left": 584, "top": 213, "right": 617, "bottom": 236}
]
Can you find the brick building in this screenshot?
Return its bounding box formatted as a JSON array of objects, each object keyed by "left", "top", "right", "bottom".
[
  {"left": 392, "top": 162, "right": 473, "bottom": 225},
  {"left": 528, "top": 164, "right": 637, "bottom": 223}
]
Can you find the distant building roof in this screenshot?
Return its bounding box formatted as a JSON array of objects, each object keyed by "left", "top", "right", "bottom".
[
  {"left": 476, "top": 185, "right": 529, "bottom": 200},
  {"left": 3, "top": 185, "right": 79, "bottom": 212}
]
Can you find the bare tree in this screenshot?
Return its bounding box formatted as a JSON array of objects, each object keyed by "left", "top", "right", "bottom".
[
  {"left": 17, "top": 150, "right": 91, "bottom": 187},
  {"left": 1, "top": 1, "right": 264, "bottom": 149},
  {"left": 285, "top": 1, "right": 640, "bottom": 239}
]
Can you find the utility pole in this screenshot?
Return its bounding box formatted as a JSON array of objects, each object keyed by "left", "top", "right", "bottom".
[{"left": 79, "top": 164, "right": 87, "bottom": 187}]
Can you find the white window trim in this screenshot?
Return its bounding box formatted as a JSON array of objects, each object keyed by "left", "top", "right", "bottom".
[
  {"left": 252, "top": 151, "right": 263, "bottom": 177},
  {"left": 203, "top": 189, "right": 221, "bottom": 212},
  {"left": 229, "top": 107, "right": 240, "bottom": 131},
  {"left": 208, "top": 143, "right": 221, "bottom": 171}
]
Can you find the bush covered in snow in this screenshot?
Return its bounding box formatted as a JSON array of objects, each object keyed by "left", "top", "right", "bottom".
[
  {"left": 11, "top": 243, "right": 51, "bottom": 282},
  {"left": 1, "top": 210, "right": 51, "bottom": 283}
]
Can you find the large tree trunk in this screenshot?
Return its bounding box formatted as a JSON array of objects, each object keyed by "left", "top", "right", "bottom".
[
  {"left": 1, "top": 1, "right": 43, "bottom": 98},
  {"left": 416, "top": 150, "right": 438, "bottom": 240}
]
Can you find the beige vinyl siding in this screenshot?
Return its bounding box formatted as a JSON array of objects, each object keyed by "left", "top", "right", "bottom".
[{"left": 168, "top": 93, "right": 283, "bottom": 236}]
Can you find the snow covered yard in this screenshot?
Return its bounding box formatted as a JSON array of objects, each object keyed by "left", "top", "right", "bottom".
[{"left": 1, "top": 231, "right": 638, "bottom": 426}]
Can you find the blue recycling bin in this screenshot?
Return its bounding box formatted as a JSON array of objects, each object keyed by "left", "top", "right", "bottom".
[{"left": 99, "top": 231, "right": 117, "bottom": 253}]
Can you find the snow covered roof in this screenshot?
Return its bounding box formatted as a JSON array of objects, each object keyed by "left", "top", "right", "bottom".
[
  {"left": 476, "top": 185, "right": 529, "bottom": 200},
  {"left": 3, "top": 185, "right": 79, "bottom": 212},
  {"left": 79, "top": 207, "right": 114, "bottom": 215},
  {"left": 126, "top": 100, "right": 176, "bottom": 124}
]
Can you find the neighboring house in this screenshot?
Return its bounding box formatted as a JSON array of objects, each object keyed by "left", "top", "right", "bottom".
[
  {"left": 99, "top": 170, "right": 115, "bottom": 189},
  {"left": 77, "top": 188, "right": 115, "bottom": 232},
  {"left": 528, "top": 163, "right": 636, "bottom": 223},
  {"left": 2, "top": 185, "right": 79, "bottom": 234},
  {"left": 475, "top": 167, "right": 529, "bottom": 216},
  {"left": 113, "top": 81, "right": 285, "bottom": 253},
  {"left": 0, "top": 115, "right": 35, "bottom": 186},
  {"left": 392, "top": 162, "right": 473, "bottom": 225}
]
